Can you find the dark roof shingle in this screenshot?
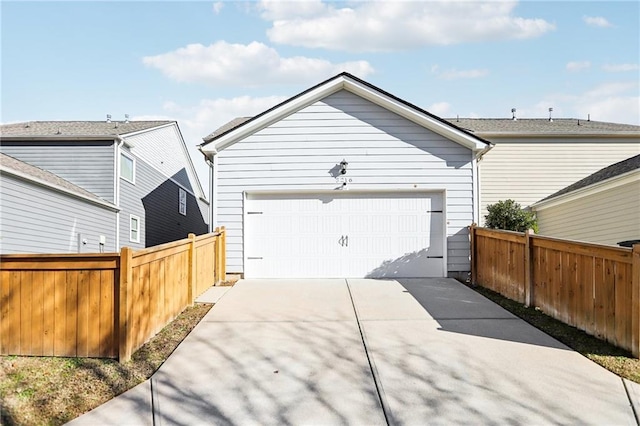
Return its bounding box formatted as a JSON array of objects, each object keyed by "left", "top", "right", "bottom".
[
  {"left": 443, "top": 118, "right": 640, "bottom": 135},
  {"left": 0, "top": 120, "right": 174, "bottom": 138},
  {"left": 203, "top": 117, "right": 252, "bottom": 142},
  {"left": 539, "top": 154, "right": 640, "bottom": 203}
]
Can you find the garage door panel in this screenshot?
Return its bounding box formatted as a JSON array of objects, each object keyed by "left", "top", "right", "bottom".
[{"left": 245, "top": 192, "right": 445, "bottom": 278}]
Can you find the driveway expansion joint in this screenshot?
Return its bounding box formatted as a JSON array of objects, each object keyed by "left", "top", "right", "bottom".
[{"left": 346, "top": 278, "right": 393, "bottom": 426}]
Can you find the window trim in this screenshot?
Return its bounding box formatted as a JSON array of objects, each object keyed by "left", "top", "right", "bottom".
[
  {"left": 120, "top": 151, "right": 136, "bottom": 184},
  {"left": 129, "top": 214, "right": 140, "bottom": 243},
  {"left": 179, "top": 188, "right": 187, "bottom": 216}
]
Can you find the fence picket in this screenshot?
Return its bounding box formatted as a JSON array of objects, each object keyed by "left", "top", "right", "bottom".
[
  {"left": 0, "top": 229, "right": 226, "bottom": 361},
  {"left": 470, "top": 226, "right": 637, "bottom": 355}
]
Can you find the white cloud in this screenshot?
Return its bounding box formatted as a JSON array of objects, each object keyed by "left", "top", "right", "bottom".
[
  {"left": 426, "top": 102, "right": 451, "bottom": 116},
  {"left": 259, "top": 1, "right": 555, "bottom": 52},
  {"left": 566, "top": 61, "right": 591, "bottom": 72},
  {"left": 583, "top": 15, "right": 612, "bottom": 28},
  {"left": 143, "top": 41, "right": 374, "bottom": 86},
  {"left": 576, "top": 96, "right": 639, "bottom": 124},
  {"left": 432, "top": 66, "right": 489, "bottom": 80},
  {"left": 212, "top": 2, "right": 224, "bottom": 15},
  {"left": 603, "top": 63, "right": 640, "bottom": 72},
  {"left": 524, "top": 81, "right": 639, "bottom": 125}
]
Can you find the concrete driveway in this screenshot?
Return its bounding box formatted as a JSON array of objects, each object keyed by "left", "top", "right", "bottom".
[{"left": 70, "top": 278, "right": 636, "bottom": 425}]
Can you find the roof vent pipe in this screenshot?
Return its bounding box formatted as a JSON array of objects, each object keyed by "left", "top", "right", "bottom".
[
  {"left": 511, "top": 108, "right": 517, "bottom": 121},
  {"left": 548, "top": 107, "right": 553, "bottom": 122},
  {"left": 106, "top": 114, "right": 112, "bottom": 123},
  {"left": 588, "top": 113, "right": 591, "bottom": 122},
  {"left": 125, "top": 114, "right": 129, "bottom": 123}
]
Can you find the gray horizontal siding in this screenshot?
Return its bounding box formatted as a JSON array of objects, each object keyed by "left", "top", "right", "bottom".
[
  {"left": 124, "top": 124, "right": 198, "bottom": 193},
  {"left": 217, "top": 90, "right": 475, "bottom": 274},
  {"left": 0, "top": 140, "right": 115, "bottom": 202},
  {"left": 119, "top": 151, "right": 208, "bottom": 250},
  {"left": 0, "top": 173, "right": 117, "bottom": 254}
]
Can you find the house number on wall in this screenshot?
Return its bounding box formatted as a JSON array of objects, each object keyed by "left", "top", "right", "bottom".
[{"left": 336, "top": 177, "right": 353, "bottom": 183}]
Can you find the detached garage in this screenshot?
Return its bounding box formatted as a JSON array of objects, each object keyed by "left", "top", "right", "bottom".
[{"left": 200, "top": 73, "right": 492, "bottom": 279}]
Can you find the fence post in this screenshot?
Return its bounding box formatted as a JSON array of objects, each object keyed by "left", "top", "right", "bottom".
[
  {"left": 632, "top": 244, "right": 640, "bottom": 358},
  {"left": 118, "top": 247, "right": 133, "bottom": 363},
  {"left": 213, "top": 227, "right": 221, "bottom": 283},
  {"left": 470, "top": 223, "right": 477, "bottom": 285},
  {"left": 220, "top": 226, "right": 226, "bottom": 282},
  {"left": 188, "top": 233, "right": 196, "bottom": 304},
  {"left": 524, "top": 229, "right": 533, "bottom": 307}
]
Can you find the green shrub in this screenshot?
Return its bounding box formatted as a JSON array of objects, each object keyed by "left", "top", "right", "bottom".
[{"left": 485, "top": 199, "right": 538, "bottom": 233}]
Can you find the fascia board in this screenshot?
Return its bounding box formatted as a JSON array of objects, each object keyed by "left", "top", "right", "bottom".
[
  {"left": 205, "top": 74, "right": 489, "bottom": 154},
  {"left": 207, "top": 79, "right": 346, "bottom": 154},
  {"left": 343, "top": 80, "right": 488, "bottom": 151},
  {"left": 532, "top": 170, "right": 640, "bottom": 210}
]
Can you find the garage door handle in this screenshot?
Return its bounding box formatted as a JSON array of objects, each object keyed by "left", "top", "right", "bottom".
[
  {"left": 345, "top": 235, "right": 349, "bottom": 247},
  {"left": 338, "top": 236, "right": 344, "bottom": 246}
]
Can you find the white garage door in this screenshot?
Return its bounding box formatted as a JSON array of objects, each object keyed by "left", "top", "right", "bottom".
[{"left": 244, "top": 192, "right": 445, "bottom": 278}]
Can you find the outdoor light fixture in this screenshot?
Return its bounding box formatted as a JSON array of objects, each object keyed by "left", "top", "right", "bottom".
[{"left": 340, "top": 159, "right": 348, "bottom": 175}]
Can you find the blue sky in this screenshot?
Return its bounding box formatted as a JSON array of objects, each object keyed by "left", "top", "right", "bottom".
[{"left": 2, "top": 1, "right": 639, "bottom": 189}]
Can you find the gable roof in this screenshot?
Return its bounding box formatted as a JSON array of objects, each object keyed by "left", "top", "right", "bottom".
[
  {"left": 200, "top": 72, "right": 491, "bottom": 154},
  {"left": 534, "top": 154, "right": 640, "bottom": 205},
  {"left": 0, "top": 153, "right": 118, "bottom": 210},
  {"left": 446, "top": 118, "right": 640, "bottom": 137},
  {"left": 0, "top": 120, "right": 174, "bottom": 139}
]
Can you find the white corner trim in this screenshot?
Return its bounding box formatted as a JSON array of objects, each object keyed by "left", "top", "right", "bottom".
[{"left": 532, "top": 169, "right": 640, "bottom": 211}]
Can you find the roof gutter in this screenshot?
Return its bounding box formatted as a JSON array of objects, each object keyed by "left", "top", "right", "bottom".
[{"left": 0, "top": 135, "right": 123, "bottom": 142}]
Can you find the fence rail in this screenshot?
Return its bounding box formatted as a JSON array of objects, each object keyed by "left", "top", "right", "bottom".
[
  {"left": 470, "top": 224, "right": 640, "bottom": 356},
  {"left": 1, "top": 228, "right": 226, "bottom": 362}
]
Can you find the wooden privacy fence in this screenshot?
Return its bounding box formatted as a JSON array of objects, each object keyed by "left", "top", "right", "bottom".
[
  {"left": 470, "top": 224, "right": 640, "bottom": 356},
  {"left": 0, "top": 228, "right": 226, "bottom": 362}
]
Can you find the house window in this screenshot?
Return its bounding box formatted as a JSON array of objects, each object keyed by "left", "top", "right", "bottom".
[
  {"left": 120, "top": 152, "right": 135, "bottom": 183},
  {"left": 179, "top": 188, "right": 187, "bottom": 216},
  {"left": 130, "top": 215, "right": 140, "bottom": 243}
]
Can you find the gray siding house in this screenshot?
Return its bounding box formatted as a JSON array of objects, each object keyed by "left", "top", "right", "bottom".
[
  {"left": 200, "top": 73, "right": 492, "bottom": 279},
  {"left": 0, "top": 120, "right": 209, "bottom": 254},
  {"left": 1, "top": 153, "right": 119, "bottom": 253}
]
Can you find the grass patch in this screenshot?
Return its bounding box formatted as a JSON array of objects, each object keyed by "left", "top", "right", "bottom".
[
  {"left": 0, "top": 303, "right": 213, "bottom": 426},
  {"left": 468, "top": 283, "right": 640, "bottom": 383}
]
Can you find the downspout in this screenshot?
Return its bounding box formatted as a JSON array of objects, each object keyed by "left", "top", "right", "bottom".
[
  {"left": 206, "top": 157, "right": 214, "bottom": 232},
  {"left": 472, "top": 154, "right": 479, "bottom": 224},
  {"left": 200, "top": 145, "right": 218, "bottom": 232},
  {"left": 474, "top": 143, "right": 494, "bottom": 226},
  {"left": 114, "top": 137, "right": 124, "bottom": 249}
]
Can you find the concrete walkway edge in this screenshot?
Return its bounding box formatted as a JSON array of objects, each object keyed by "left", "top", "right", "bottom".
[{"left": 623, "top": 378, "right": 640, "bottom": 425}]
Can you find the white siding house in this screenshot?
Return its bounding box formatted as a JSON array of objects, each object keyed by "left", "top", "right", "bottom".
[
  {"left": 447, "top": 119, "right": 640, "bottom": 223},
  {"left": 200, "top": 73, "right": 491, "bottom": 279},
  {"left": 531, "top": 155, "right": 640, "bottom": 246}
]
